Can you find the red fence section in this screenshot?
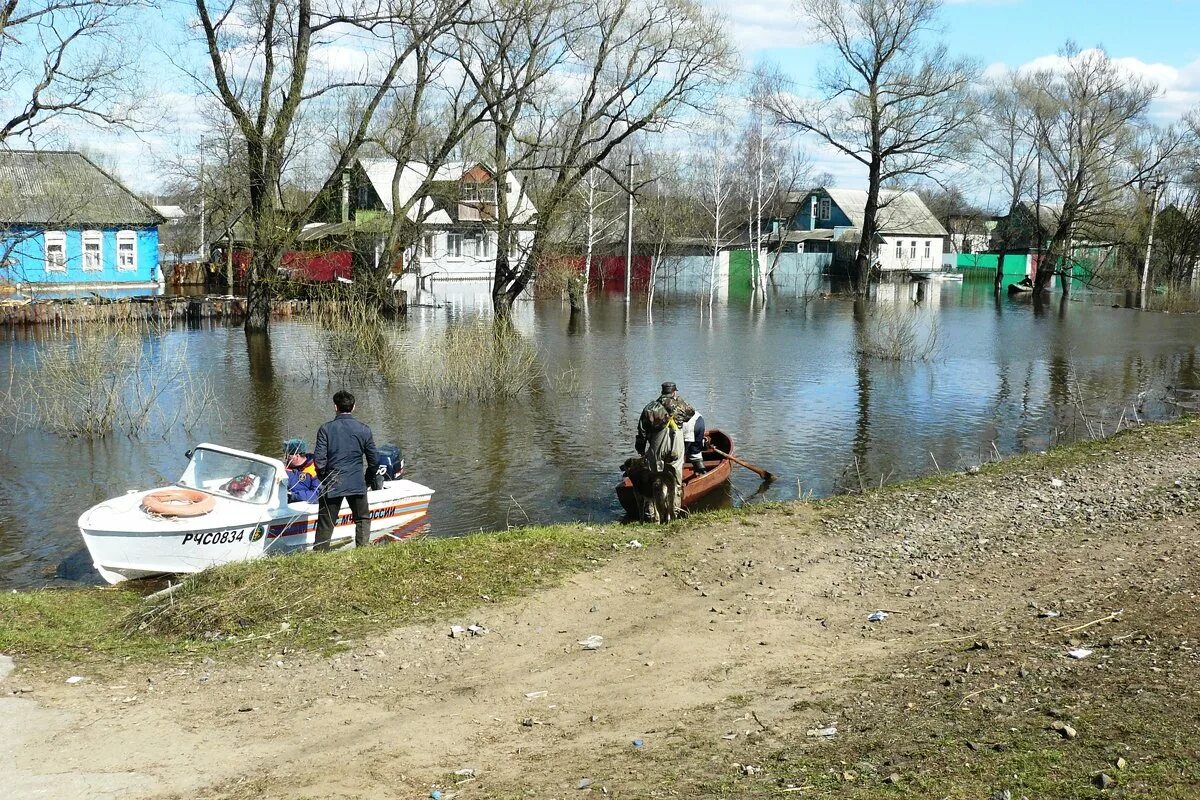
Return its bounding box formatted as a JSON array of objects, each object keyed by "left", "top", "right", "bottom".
[
  {"left": 229, "top": 249, "right": 353, "bottom": 283},
  {"left": 586, "top": 255, "right": 652, "bottom": 292}
]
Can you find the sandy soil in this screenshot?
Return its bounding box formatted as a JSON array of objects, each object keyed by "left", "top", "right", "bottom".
[{"left": 5, "top": 425, "right": 1199, "bottom": 799}]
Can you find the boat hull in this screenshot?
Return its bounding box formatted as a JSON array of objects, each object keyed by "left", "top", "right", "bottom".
[
  {"left": 615, "top": 429, "right": 734, "bottom": 517},
  {"left": 80, "top": 481, "right": 433, "bottom": 584}
]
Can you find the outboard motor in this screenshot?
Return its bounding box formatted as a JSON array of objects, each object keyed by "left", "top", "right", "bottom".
[{"left": 371, "top": 443, "right": 404, "bottom": 489}]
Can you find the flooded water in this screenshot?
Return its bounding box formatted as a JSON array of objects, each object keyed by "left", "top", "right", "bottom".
[{"left": 1, "top": 277, "right": 1197, "bottom": 589}]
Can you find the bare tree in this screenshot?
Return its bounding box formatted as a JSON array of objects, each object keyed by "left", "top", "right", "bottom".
[
  {"left": 1021, "top": 45, "right": 1177, "bottom": 294},
  {"left": 190, "top": 0, "right": 467, "bottom": 330},
  {"left": 974, "top": 76, "right": 1037, "bottom": 292},
  {"left": 637, "top": 150, "right": 688, "bottom": 313},
  {"left": 0, "top": 0, "right": 150, "bottom": 143},
  {"left": 772, "top": 0, "right": 977, "bottom": 294},
  {"left": 463, "top": 0, "right": 733, "bottom": 320},
  {"left": 739, "top": 73, "right": 811, "bottom": 303},
  {"left": 692, "top": 127, "right": 737, "bottom": 308}
]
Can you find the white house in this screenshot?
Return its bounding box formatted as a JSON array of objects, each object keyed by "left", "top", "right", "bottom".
[
  {"left": 775, "top": 187, "right": 948, "bottom": 273},
  {"left": 349, "top": 159, "right": 537, "bottom": 285}
]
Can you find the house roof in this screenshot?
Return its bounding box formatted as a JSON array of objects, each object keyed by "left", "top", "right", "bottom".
[
  {"left": 1017, "top": 201, "right": 1064, "bottom": 231},
  {"left": 153, "top": 204, "right": 188, "bottom": 221},
  {"left": 358, "top": 159, "right": 536, "bottom": 226},
  {"left": 821, "top": 188, "right": 948, "bottom": 237},
  {"left": 0, "top": 150, "right": 164, "bottom": 227}
]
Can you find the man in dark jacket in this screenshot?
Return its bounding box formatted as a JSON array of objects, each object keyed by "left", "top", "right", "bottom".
[{"left": 313, "top": 390, "right": 380, "bottom": 550}]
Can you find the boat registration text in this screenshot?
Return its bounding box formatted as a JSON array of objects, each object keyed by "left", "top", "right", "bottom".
[{"left": 182, "top": 528, "right": 253, "bottom": 545}]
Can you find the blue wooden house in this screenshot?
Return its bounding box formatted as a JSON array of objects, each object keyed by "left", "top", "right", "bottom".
[{"left": 0, "top": 150, "right": 165, "bottom": 291}]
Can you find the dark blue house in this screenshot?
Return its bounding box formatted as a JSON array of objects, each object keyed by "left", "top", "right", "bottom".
[{"left": 0, "top": 150, "right": 164, "bottom": 291}]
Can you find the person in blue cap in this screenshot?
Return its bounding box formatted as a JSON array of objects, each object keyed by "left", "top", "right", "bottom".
[{"left": 284, "top": 438, "right": 322, "bottom": 504}]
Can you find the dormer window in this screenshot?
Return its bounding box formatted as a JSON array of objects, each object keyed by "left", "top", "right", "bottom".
[
  {"left": 819, "top": 198, "right": 832, "bottom": 221},
  {"left": 462, "top": 182, "right": 497, "bottom": 204}
]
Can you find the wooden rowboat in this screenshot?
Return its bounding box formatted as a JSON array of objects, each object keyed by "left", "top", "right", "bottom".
[{"left": 616, "top": 429, "right": 734, "bottom": 517}]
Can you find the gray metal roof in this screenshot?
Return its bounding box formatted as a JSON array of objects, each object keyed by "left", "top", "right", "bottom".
[
  {"left": 0, "top": 150, "right": 163, "bottom": 227},
  {"left": 822, "top": 188, "right": 948, "bottom": 237}
]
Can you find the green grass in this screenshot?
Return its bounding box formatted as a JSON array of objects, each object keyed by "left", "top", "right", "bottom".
[{"left": 0, "top": 523, "right": 666, "bottom": 665}]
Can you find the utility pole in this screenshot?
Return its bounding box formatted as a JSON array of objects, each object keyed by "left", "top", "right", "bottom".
[
  {"left": 624, "top": 151, "right": 635, "bottom": 304},
  {"left": 198, "top": 143, "right": 206, "bottom": 263},
  {"left": 1141, "top": 176, "right": 1162, "bottom": 310}
]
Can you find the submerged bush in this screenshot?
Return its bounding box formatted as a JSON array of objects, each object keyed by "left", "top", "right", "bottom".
[
  {"left": 1146, "top": 285, "right": 1200, "bottom": 314},
  {"left": 857, "top": 304, "right": 940, "bottom": 362},
  {"left": 3, "top": 317, "right": 219, "bottom": 438},
  {"left": 410, "top": 320, "right": 547, "bottom": 401}
]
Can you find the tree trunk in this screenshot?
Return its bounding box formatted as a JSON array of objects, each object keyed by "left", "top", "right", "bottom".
[
  {"left": 856, "top": 160, "right": 883, "bottom": 295},
  {"left": 243, "top": 249, "right": 273, "bottom": 332},
  {"left": 1035, "top": 229, "right": 1070, "bottom": 293},
  {"left": 993, "top": 249, "right": 1007, "bottom": 294}
]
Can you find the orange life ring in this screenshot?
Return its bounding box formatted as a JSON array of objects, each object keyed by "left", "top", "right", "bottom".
[{"left": 142, "top": 489, "right": 216, "bottom": 517}]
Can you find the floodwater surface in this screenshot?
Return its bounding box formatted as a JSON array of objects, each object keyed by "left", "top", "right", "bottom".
[{"left": 0, "top": 277, "right": 1197, "bottom": 589}]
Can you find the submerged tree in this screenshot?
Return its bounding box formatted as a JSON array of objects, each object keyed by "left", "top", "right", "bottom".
[
  {"left": 974, "top": 76, "right": 1038, "bottom": 292},
  {"left": 464, "top": 0, "right": 732, "bottom": 320},
  {"left": 1019, "top": 45, "right": 1176, "bottom": 294},
  {"left": 191, "top": 0, "right": 467, "bottom": 331},
  {"left": 772, "top": 0, "right": 977, "bottom": 294}
]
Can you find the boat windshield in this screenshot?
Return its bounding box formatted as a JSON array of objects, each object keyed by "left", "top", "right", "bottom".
[{"left": 178, "top": 448, "right": 277, "bottom": 504}]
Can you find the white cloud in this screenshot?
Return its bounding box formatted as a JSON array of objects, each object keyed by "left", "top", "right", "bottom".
[
  {"left": 704, "top": 0, "right": 810, "bottom": 54},
  {"left": 987, "top": 48, "right": 1200, "bottom": 122}
]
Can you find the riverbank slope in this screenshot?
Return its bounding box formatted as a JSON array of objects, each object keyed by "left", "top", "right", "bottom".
[{"left": 4, "top": 418, "right": 1200, "bottom": 798}]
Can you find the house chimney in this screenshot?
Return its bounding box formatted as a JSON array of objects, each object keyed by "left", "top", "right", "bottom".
[{"left": 341, "top": 171, "right": 350, "bottom": 224}]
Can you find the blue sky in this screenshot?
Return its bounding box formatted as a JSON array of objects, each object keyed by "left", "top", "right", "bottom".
[
  {"left": 79, "top": 0, "right": 1200, "bottom": 194},
  {"left": 714, "top": 0, "right": 1200, "bottom": 188}
]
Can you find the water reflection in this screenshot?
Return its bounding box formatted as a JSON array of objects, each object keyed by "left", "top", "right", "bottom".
[{"left": 0, "top": 277, "right": 1196, "bottom": 588}]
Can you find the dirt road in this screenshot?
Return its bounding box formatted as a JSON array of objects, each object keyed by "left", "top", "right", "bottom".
[{"left": 6, "top": 424, "right": 1200, "bottom": 798}]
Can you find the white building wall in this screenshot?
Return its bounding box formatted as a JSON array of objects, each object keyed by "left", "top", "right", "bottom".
[
  {"left": 410, "top": 229, "right": 535, "bottom": 282},
  {"left": 876, "top": 235, "right": 945, "bottom": 272}
]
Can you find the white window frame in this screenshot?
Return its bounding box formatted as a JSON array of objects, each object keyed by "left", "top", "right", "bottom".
[
  {"left": 819, "top": 198, "right": 831, "bottom": 221},
  {"left": 82, "top": 230, "right": 103, "bottom": 271},
  {"left": 117, "top": 230, "right": 137, "bottom": 271},
  {"left": 924, "top": 240, "right": 931, "bottom": 260},
  {"left": 479, "top": 232, "right": 493, "bottom": 259},
  {"left": 44, "top": 231, "right": 66, "bottom": 272},
  {"left": 422, "top": 233, "right": 436, "bottom": 259},
  {"left": 462, "top": 182, "right": 497, "bottom": 204},
  {"left": 446, "top": 232, "right": 463, "bottom": 260},
  {"left": 463, "top": 234, "right": 478, "bottom": 259},
  {"left": 894, "top": 240, "right": 903, "bottom": 260},
  {"left": 909, "top": 241, "right": 917, "bottom": 259}
]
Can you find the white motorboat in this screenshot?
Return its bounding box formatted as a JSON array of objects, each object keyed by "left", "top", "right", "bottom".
[{"left": 78, "top": 443, "right": 434, "bottom": 584}]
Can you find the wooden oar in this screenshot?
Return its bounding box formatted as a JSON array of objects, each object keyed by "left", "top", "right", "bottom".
[{"left": 711, "top": 447, "right": 774, "bottom": 481}]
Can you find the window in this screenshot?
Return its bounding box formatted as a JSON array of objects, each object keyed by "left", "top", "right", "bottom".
[
  {"left": 463, "top": 234, "right": 477, "bottom": 259},
  {"left": 357, "top": 185, "right": 369, "bottom": 207},
  {"left": 45, "top": 231, "right": 66, "bottom": 271},
  {"left": 479, "top": 232, "right": 493, "bottom": 259},
  {"left": 924, "top": 240, "right": 931, "bottom": 260},
  {"left": 422, "top": 233, "right": 435, "bottom": 258},
  {"left": 909, "top": 241, "right": 917, "bottom": 259},
  {"left": 462, "top": 182, "right": 497, "bottom": 204},
  {"left": 446, "top": 233, "right": 463, "bottom": 259},
  {"left": 117, "top": 230, "right": 137, "bottom": 271},
  {"left": 819, "top": 198, "right": 831, "bottom": 221},
  {"left": 82, "top": 230, "right": 103, "bottom": 271},
  {"left": 894, "top": 240, "right": 903, "bottom": 260}
]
